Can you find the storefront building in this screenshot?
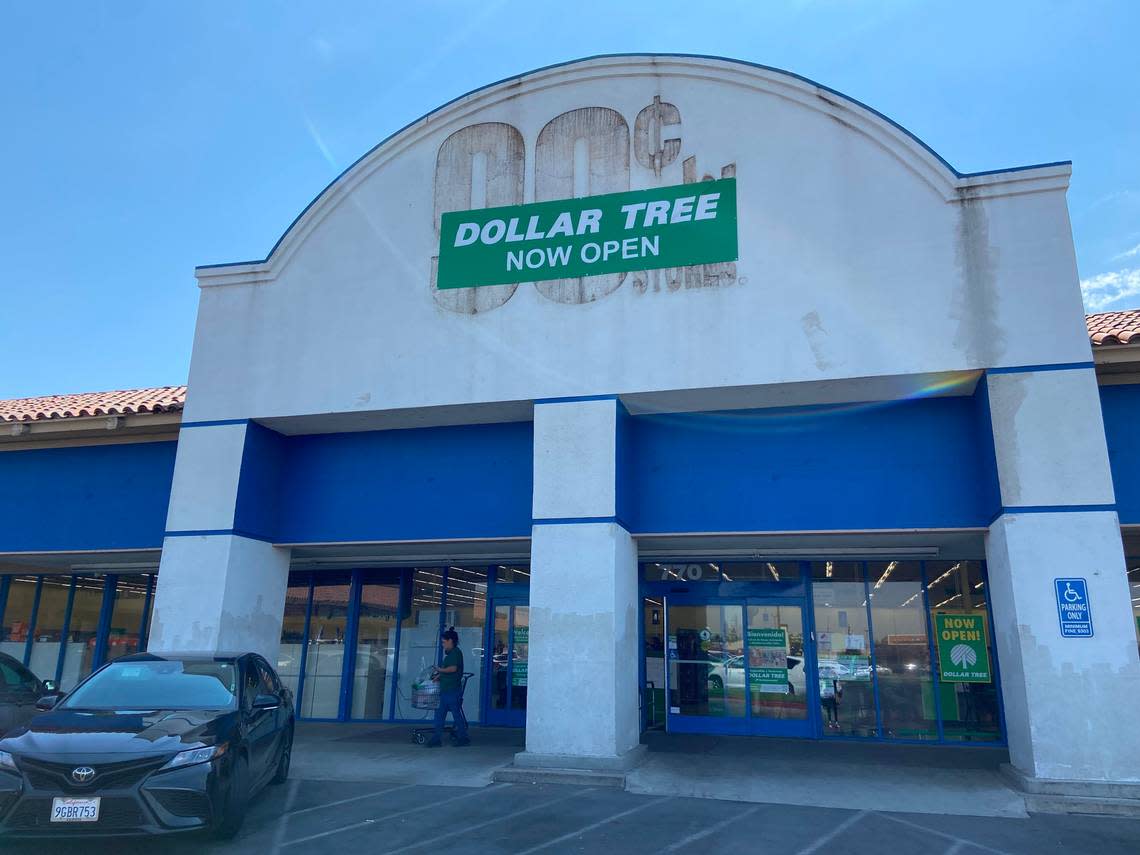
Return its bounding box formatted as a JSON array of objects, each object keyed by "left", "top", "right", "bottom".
[{"left": 3, "top": 55, "right": 1140, "bottom": 787}]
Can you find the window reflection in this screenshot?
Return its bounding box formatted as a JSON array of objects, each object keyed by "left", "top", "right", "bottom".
[
  {"left": 867, "top": 561, "right": 936, "bottom": 740},
  {"left": 105, "top": 575, "right": 151, "bottom": 663},
  {"left": 59, "top": 576, "right": 105, "bottom": 691},
  {"left": 1, "top": 578, "right": 38, "bottom": 662},
  {"left": 27, "top": 577, "right": 70, "bottom": 681},
  {"left": 811, "top": 562, "right": 876, "bottom": 737},
  {"left": 926, "top": 561, "right": 1000, "bottom": 742}
]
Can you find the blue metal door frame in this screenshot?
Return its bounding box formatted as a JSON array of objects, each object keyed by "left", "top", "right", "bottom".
[
  {"left": 483, "top": 580, "right": 529, "bottom": 728},
  {"left": 662, "top": 591, "right": 816, "bottom": 737},
  {"left": 642, "top": 559, "right": 1006, "bottom": 746}
]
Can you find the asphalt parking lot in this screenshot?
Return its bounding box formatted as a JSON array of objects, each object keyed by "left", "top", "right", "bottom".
[{"left": 4, "top": 777, "right": 1140, "bottom": 854}]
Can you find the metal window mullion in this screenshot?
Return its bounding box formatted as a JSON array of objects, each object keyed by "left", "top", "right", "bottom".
[
  {"left": 295, "top": 576, "right": 314, "bottom": 719},
  {"left": 921, "top": 561, "right": 946, "bottom": 742},
  {"left": 339, "top": 570, "right": 362, "bottom": 722},
  {"left": 388, "top": 569, "right": 407, "bottom": 721},
  {"left": 54, "top": 576, "right": 78, "bottom": 685},
  {"left": 22, "top": 578, "right": 44, "bottom": 667},
  {"left": 92, "top": 576, "right": 118, "bottom": 670}
]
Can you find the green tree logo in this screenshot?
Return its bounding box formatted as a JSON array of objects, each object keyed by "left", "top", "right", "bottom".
[{"left": 950, "top": 643, "right": 978, "bottom": 669}]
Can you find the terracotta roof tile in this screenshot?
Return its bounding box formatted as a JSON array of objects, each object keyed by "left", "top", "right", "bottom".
[
  {"left": 0, "top": 386, "right": 186, "bottom": 423},
  {"left": 1087, "top": 309, "right": 1140, "bottom": 347}
]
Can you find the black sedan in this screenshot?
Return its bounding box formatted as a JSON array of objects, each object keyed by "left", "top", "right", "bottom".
[
  {"left": 0, "top": 653, "right": 54, "bottom": 739},
  {"left": 0, "top": 651, "right": 294, "bottom": 838}
]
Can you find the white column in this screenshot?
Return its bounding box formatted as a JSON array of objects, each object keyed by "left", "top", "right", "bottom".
[
  {"left": 985, "top": 368, "right": 1140, "bottom": 783},
  {"left": 520, "top": 399, "right": 643, "bottom": 770},
  {"left": 148, "top": 423, "right": 291, "bottom": 663}
]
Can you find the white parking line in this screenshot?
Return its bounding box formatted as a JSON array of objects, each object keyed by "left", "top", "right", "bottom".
[
  {"left": 879, "top": 813, "right": 1013, "bottom": 855},
  {"left": 382, "top": 787, "right": 599, "bottom": 853},
  {"left": 285, "top": 782, "right": 416, "bottom": 818},
  {"left": 283, "top": 783, "right": 510, "bottom": 847},
  {"left": 793, "top": 810, "right": 868, "bottom": 855},
  {"left": 514, "top": 797, "right": 670, "bottom": 855},
  {"left": 270, "top": 778, "right": 302, "bottom": 855},
  {"left": 662, "top": 804, "right": 760, "bottom": 852}
]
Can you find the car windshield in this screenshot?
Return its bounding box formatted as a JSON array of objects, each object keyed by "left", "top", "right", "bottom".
[{"left": 61, "top": 660, "right": 238, "bottom": 710}]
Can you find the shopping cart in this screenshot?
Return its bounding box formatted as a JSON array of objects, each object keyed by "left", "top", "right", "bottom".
[{"left": 411, "top": 672, "right": 473, "bottom": 745}]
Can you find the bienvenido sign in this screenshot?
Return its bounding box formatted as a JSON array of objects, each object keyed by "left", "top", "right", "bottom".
[{"left": 436, "top": 178, "right": 738, "bottom": 289}]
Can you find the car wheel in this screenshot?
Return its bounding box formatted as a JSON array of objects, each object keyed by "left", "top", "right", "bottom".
[
  {"left": 708, "top": 675, "right": 723, "bottom": 692},
  {"left": 212, "top": 753, "right": 249, "bottom": 840},
  {"left": 271, "top": 728, "right": 293, "bottom": 785}
]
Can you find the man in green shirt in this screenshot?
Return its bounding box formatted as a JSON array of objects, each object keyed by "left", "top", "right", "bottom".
[{"left": 427, "top": 627, "right": 470, "bottom": 747}]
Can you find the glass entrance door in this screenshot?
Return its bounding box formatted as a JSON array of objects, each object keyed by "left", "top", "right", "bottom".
[
  {"left": 666, "top": 598, "right": 813, "bottom": 736},
  {"left": 745, "top": 600, "right": 811, "bottom": 736},
  {"left": 486, "top": 604, "right": 528, "bottom": 727}
]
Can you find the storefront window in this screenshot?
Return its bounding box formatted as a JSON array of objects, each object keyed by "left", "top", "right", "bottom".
[
  {"left": 495, "top": 565, "right": 530, "bottom": 584},
  {"left": 643, "top": 597, "right": 665, "bottom": 729},
  {"left": 811, "top": 562, "right": 876, "bottom": 737},
  {"left": 104, "top": 575, "right": 151, "bottom": 664},
  {"left": 302, "top": 578, "right": 350, "bottom": 719},
  {"left": 59, "top": 576, "right": 103, "bottom": 691},
  {"left": 444, "top": 566, "right": 487, "bottom": 723},
  {"left": 351, "top": 579, "right": 400, "bottom": 720},
  {"left": 867, "top": 561, "right": 936, "bottom": 740},
  {"left": 394, "top": 569, "right": 443, "bottom": 719},
  {"left": 668, "top": 604, "right": 745, "bottom": 718},
  {"left": 1, "top": 578, "right": 38, "bottom": 662},
  {"left": 927, "top": 560, "right": 1000, "bottom": 742},
  {"left": 278, "top": 581, "right": 310, "bottom": 701},
  {"left": 27, "top": 577, "right": 70, "bottom": 681}
]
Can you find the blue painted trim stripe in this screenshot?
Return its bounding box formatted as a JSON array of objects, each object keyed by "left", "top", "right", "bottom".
[
  {"left": 990, "top": 504, "right": 1116, "bottom": 524},
  {"left": 179, "top": 419, "right": 250, "bottom": 429},
  {"left": 987, "top": 362, "right": 1094, "bottom": 376},
  {"left": 533, "top": 395, "right": 620, "bottom": 405},
  {"left": 164, "top": 528, "right": 275, "bottom": 542},
  {"left": 533, "top": 515, "right": 631, "bottom": 528}
]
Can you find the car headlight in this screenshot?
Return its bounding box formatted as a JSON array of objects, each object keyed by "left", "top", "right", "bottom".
[
  {"left": 0, "top": 751, "right": 16, "bottom": 772},
  {"left": 160, "top": 743, "right": 228, "bottom": 771}
]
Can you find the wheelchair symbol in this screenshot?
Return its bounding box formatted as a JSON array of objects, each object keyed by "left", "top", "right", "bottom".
[{"left": 1062, "top": 582, "right": 1082, "bottom": 603}]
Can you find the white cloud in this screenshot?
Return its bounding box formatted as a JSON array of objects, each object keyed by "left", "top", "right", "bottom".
[
  {"left": 1081, "top": 267, "right": 1140, "bottom": 311},
  {"left": 1112, "top": 242, "right": 1140, "bottom": 261}
]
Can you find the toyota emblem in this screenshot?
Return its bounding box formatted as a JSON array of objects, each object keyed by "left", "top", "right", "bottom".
[{"left": 71, "top": 766, "right": 96, "bottom": 784}]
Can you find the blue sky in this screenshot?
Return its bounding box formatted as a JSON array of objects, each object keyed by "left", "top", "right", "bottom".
[{"left": 2, "top": 1, "right": 1138, "bottom": 399}]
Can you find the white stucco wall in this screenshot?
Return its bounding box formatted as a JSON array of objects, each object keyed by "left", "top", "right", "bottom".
[
  {"left": 532, "top": 398, "right": 617, "bottom": 519},
  {"left": 985, "top": 511, "right": 1140, "bottom": 781},
  {"left": 163, "top": 423, "right": 247, "bottom": 531},
  {"left": 526, "top": 522, "right": 640, "bottom": 764},
  {"left": 185, "top": 56, "right": 1087, "bottom": 425},
  {"left": 149, "top": 533, "right": 292, "bottom": 662},
  {"left": 988, "top": 369, "right": 1116, "bottom": 508}
]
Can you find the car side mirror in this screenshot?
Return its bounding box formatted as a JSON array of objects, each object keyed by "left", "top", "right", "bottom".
[
  {"left": 35, "top": 693, "right": 62, "bottom": 711},
  {"left": 252, "top": 694, "right": 280, "bottom": 711}
]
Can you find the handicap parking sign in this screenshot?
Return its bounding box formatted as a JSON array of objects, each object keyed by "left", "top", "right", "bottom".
[{"left": 1054, "top": 578, "right": 1094, "bottom": 638}]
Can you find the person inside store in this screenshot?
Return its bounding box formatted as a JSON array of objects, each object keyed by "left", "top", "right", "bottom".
[
  {"left": 427, "top": 626, "right": 470, "bottom": 747},
  {"left": 820, "top": 674, "right": 843, "bottom": 729}
]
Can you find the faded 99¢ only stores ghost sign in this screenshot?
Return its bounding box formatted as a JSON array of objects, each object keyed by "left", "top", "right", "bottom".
[{"left": 436, "top": 179, "right": 738, "bottom": 289}]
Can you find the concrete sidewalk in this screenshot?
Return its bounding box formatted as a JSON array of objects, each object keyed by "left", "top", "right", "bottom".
[
  {"left": 627, "top": 733, "right": 1027, "bottom": 818},
  {"left": 294, "top": 724, "right": 1028, "bottom": 817},
  {"left": 292, "top": 722, "right": 524, "bottom": 787}
]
